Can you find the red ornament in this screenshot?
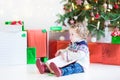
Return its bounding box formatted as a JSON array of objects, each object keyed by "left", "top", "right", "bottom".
[
  {"left": 111, "top": 31, "right": 120, "bottom": 36},
  {"left": 95, "top": 13, "right": 100, "bottom": 19},
  {"left": 111, "top": 27, "right": 120, "bottom": 36},
  {"left": 114, "top": 3, "right": 119, "bottom": 9}
]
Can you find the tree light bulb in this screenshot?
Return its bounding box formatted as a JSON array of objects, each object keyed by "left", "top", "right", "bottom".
[
  {"left": 85, "top": 4, "right": 91, "bottom": 10},
  {"left": 107, "top": 9, "right": 111, "bottom": 12},
  {"left": 91, "top": 17, "right": 95, "bottom": 21},
  {"left": 117, "top": 21, "right": 119, "bottom": 24}
]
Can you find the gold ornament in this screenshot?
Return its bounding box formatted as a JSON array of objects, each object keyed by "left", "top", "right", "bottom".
[
  {"left": 91, "top": 17, "right": 95, "bottom": 21},
  {"left": 84, "top": 4, "right": 91, "bottom": 10}
]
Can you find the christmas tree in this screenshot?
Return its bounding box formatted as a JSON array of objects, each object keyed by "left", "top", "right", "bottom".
[{"left": 56, "top": 0, "right": 120, "bottom": 40}]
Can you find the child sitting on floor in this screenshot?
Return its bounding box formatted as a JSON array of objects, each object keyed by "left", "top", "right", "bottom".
[{"left": 36, "top": 21, "right": 90, "bottom": 77}]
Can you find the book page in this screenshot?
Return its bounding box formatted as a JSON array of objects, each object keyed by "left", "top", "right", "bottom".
[{"left": 46, "top": 55, "right": 76, "bottom": 68}]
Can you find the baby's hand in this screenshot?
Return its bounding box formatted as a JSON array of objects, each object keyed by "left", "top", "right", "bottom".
[
  {"left": 55, "top": 49, "right": 67, "bottom": 61},
  {"left": 55, "top": 50, "right": 61, "bottom": 57}
]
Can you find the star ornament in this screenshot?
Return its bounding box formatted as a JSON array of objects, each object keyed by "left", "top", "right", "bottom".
[{"left": 76, "top": 0, "right": 83, "bottom": 5}]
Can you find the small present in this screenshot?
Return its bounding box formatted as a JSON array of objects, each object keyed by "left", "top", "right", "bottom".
[
  {"left": 111, "top": 27, "right": 120, "bottom": 44},
  {"left": 112, "top": 36, "right": 120, "bottom": 44},
  {"left": 27, "top": 47, "right": 36, "bottom": 64}
]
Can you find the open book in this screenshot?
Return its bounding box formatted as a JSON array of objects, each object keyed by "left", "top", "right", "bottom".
[{"left": 45, "top": 55, "right": 76, "bottom": 68}]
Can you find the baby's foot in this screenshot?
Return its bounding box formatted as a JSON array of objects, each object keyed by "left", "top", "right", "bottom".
[
  {"left": 36, "top": 59, "right": 45, "bottom": 74},
  {"left": 50, "top": 62, "right": 62, "bottom": 77}
]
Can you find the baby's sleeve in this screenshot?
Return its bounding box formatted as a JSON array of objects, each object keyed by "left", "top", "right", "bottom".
[{"left": 67, "top": 45, "right": 89, "bottom": 61}]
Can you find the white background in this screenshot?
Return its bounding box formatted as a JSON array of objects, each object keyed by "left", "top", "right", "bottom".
[{"left": 0, "top": 0, "right": 64, "bottom": 30}]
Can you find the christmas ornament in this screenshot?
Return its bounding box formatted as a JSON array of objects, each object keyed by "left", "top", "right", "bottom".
[
  {"left": 56, "top": 0, "right": 120, "bottom": 40},
  {"left": 108, "top": 4, "right": 113, "bottom": 9},
  {"left": 59, "top": 36, "right": 65, "bottom": 40},
  {"left": 75, "top": 0, "right": 83, "bottom": 5},
  {"left": 74, "top": 16, "right": 78, "bottom": 20},
  {"left": 103, "top": 3, "right": 107, "bottom": 12},
  {"left": 91, "top": 17, "right": 95, "bottom": 21},
  {"left": 114, "top": 3, "right": 119, "bottom": 9},
  {"left": 95, "top": 12, "right": 100, "bottom": 19},
  {"left": 84, "top": 0, "right": 91, "bottom": 10},
  {"left": 84, "top": 4, "right": 91, "bottom": 10},
  {"left": 70, "top": 19, "right": 75, "bottom": 24},
  {"left": 84, "top": 0, "right": 89, "bottom": 5},
  {"left": 111, "top": 27, "right": 120, "bottom": 36},
  {"left": 104, "top": 20, "right": 110, "bottom": 26},
  {"left": 90, "top": 12, "right": 94, "bottom": 17},
  {"left": 91, "top": 37, "right": 97, "bottom": 42},
  {"left": 68, "top": 19, "right": 76, "bottom": 25}
]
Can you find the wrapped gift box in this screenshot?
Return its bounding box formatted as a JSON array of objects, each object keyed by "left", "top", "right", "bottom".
[
  {"left": 112, "top": 36, "right": 120, "bottom": 44},
  {"left": 27, "top": 30, "right": 47, "bottom": 58},
  {"left": 27, "top": 47, "right": 36, "bottom": 64},
  {"left": 111, "top": 27, "right": 120, "bottom": 44},
  {"left": 88, "top": 43, "right": 102, "bottom": 63},
  {"left": 49, "top": 40, "right": 70, "bottom": 59},
  {"left": 102, "top": 43, "right": 120, "bottom": 65},
  {"left": 0, "top": 31, "right": 27, "bottom": 65}
]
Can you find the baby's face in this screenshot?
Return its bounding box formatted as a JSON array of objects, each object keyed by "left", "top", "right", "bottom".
[{"left": 69, "top": 28, "right": 81, "bottom": 43}]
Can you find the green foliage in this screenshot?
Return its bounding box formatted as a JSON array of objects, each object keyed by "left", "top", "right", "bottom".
[{"left": 56, "top": 0, "right": 120, "bottom": 40}]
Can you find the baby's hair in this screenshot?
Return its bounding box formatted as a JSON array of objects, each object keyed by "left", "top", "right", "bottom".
[{"left": 70, "top": 21, "right": 89, "bottom": 39}]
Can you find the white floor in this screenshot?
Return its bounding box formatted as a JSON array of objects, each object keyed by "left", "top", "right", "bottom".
[{"left": 0, "top": 63, "right": 120, "bottom": 80}]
